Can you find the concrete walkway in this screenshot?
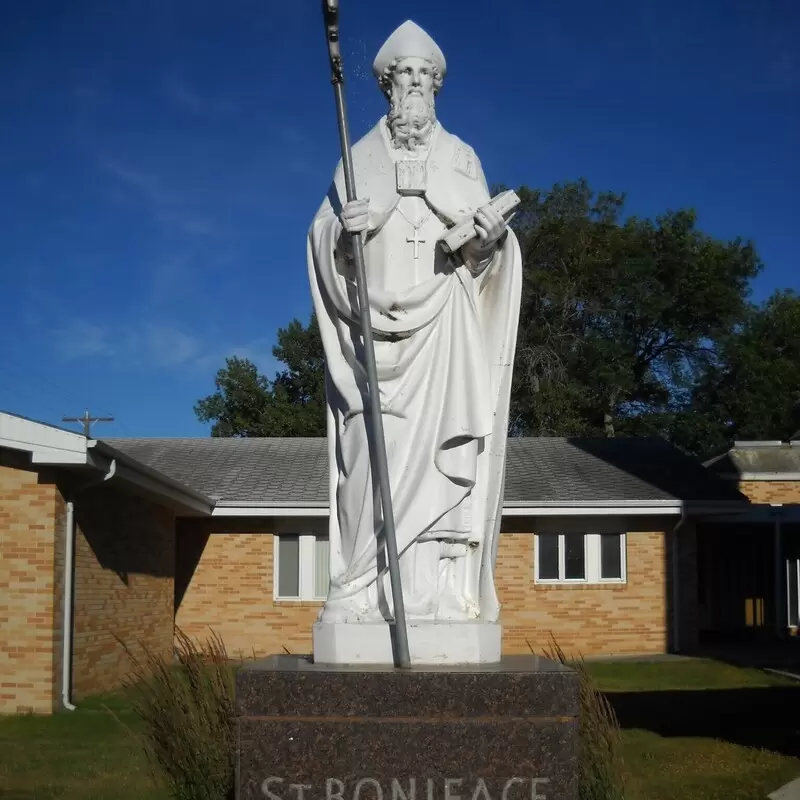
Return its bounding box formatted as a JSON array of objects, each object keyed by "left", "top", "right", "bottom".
[{"left": 769, "top": 776, "right": 800, "bottom": 799}]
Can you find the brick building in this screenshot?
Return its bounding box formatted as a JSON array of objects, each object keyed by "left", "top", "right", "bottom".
[
  {"left": 2, "top": 410, "right": 796, "bottom": 715},
  {"left": 698, "top": 441, "right": 800, "bottom": 637}
]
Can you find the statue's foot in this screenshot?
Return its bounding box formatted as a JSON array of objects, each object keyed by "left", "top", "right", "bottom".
[
  {"left": 435, "top": 576, "right": 480, "bottom": 621},
  {"left": 403, "top": 593, "right": 438, "bottom": 620},
  {"left": 433, "top": 540, "right": 476, "bottom": 621},
  {"left": 318, "top": 593, "right": 383, "bottom": 624},
  {"left": 378, "top": 579, "right": 437, "bottom": 620}
]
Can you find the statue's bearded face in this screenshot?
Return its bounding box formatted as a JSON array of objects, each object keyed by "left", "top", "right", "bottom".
[{"left": 385, "top": 56, "right": 439, "bottom": 152}]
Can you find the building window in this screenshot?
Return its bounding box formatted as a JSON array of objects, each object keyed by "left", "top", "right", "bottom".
[
  {"left": 600, "top": 533, "right": 623, "bottom": 580},
  {"left": 535, "top": 532, "right": 626, "bottom": 584},
  {"left": 275, "top": 533, "right": 330, "bottom": 600},
  {"left": 564, "top": 533, "right": 586, "bottom": 579}
]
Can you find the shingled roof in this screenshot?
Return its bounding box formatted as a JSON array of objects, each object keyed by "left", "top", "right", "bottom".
[
  {"left": 103, "top": 436, "right": 745, "bottom": 508},
  {"left": 102, "top": 437, "right": 327, "bottom": 507}
]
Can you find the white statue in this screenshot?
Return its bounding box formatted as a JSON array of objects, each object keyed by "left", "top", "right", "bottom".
[{"left": 307, "top": 20, "right": 522, "bottom": 662}]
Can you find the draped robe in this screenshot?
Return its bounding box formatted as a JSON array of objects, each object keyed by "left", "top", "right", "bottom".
[{"left": 307, "top": 117, "right": 522, "bottom": 623}]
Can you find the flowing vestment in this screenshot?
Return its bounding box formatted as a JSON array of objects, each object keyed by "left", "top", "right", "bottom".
[{"left": 307, "top": 117, "right": 522, "bottom": 622}]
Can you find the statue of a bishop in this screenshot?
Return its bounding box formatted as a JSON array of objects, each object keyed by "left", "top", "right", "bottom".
[{"left": 307, "top": 20, "right": 522, "bottom": 642}]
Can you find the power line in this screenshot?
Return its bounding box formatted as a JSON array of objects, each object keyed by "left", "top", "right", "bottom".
[
  {"left": 0, "top": 352, "right": 87, "bottom": 410},
  {"left": 62, "top": 410, "right": 115, "bottom": 438},
  {"left": 0, "top": 356, "right": 122, "bottom": 429},
  {"left": 0, "top": 377, "right": 66, "bottom": 420},
  {"left": 0, "top": 355, "right": 130, "bottom": 435}
]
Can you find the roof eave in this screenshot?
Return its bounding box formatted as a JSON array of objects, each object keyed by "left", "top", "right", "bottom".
[
  {"left": 0, "top": 411, "right": 89, "bottom": 464},
  {"left": 211, "top": 504, "right": 328, "bottom": 517},
  {"left": 209, "top": 499, "right": 747, "bottom": 519},
  {"left": 724, "top": 472, "right": 800, "bottom": 481},
  {"left": 89, "top": 441, "right": 214, "bottom": 515}
]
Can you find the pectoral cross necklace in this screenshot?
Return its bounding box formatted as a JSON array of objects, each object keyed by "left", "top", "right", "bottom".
[{"left": 395, "top": 205, "right": 433, "bottom": 261}]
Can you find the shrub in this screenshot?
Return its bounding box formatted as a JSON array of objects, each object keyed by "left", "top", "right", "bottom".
[
  {"left": 122, "top": 628, "right": 236, "bottom": 800},
  {"left": 542, "top": 637, "right": 625, "bottom": 800}
]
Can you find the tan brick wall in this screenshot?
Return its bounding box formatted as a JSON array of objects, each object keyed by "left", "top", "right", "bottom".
[
  {"left": 176, "top": 518, "right": 677, "bottom": 659},
  {"left": 72, "top": 486, "right": 175, "bottom": 699},
  {"left": 497, "top": 528, "right": 669, "bottom": 657},
  {"left": 739, "top": 480, "right": 800, "bottom": 505},
  {"left": 0, "top": 452, "right": 63, "bottom": 714},
  {"left": 176, "top": 519, "right": 321, "bottom": 659}
]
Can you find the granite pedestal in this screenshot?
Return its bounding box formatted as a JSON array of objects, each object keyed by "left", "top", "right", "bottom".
[{"left": 236, "top": 655, "right": 579, "bottom": 800}]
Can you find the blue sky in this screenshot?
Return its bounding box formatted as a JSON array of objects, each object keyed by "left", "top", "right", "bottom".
[{"left": 1, "top": 0, "right": 797, "bottom": 438}]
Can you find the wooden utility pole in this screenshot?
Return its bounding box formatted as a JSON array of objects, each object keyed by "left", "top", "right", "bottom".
[{"left": 62, "top": 410, "right": 114, "bottom": 438}]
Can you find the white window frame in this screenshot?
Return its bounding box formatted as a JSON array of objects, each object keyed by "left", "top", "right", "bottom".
[
  {"left": 535, "top": 532, "right": 627, "bottom": 585},
  {"left": 273, "top": 530, "right": 330, "bottom": 601}
]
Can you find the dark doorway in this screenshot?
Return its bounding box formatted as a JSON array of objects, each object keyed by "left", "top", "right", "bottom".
[{"left": 697, "top": 522, "right": 776, "bottom": 640}]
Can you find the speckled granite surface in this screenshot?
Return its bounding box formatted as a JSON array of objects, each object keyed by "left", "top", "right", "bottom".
[{"left": 236, "top": 655, "right": 579, "bottom": 800}]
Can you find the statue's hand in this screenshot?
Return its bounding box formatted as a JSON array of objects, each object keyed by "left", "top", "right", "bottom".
[
  {"left": 472, "top": 203, "right": 507, "bottom": 249},
  {"left": 461, "top": 204, "right": 507, "bottom": 270},
  {"left": 340, "top": 199, "right": 371, "bottom": 234}
]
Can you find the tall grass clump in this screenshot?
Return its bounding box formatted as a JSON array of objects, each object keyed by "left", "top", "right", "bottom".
[
  {"left": 122, "top": 628, "right": 236, "bottom": 800},
  {"left": 542, "top": 637, "right": 625, "bottom": 800}
]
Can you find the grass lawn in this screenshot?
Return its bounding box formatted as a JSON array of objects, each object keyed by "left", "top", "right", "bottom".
[
  {"left": 619, "top": 729, "right": 798, "bottom": 800},
  {"left": 585, "top": 657, "right": 794, "bottom": 692},
  {"left": 585, "top": 659, "right": 800, "bottom": 800},
  {"left": 0, "top": 659, "right": 798, "bottom": 799},
  {"left": 0, "top": 692, "right": 168, "bottom": 800}
]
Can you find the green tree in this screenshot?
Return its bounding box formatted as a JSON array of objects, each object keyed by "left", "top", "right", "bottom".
[
  {"left": 681, "top": 290, "right": 800, "bottom": 455},
  {"left": 508, "top": 180, "right": 763, "bottom": 441},
  {"left": 197, "top": 181, "right": 794, "bottom": 455},
  {"left": 194, "top": 314, "right": 325, "bottom": 437}
]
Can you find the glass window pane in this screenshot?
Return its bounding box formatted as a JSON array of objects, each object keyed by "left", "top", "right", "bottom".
[
  {"left": 278, "top": 535, "right": 300, "bottom": 597},
  {"left": 564, "top": 533, "right": 586, "bottom": 580},
  {"left": 538, "top": 534, "right": 559, "bottom": 580},
  {"left": 601, "top": 534, "right": 623, "bottom": 579},
  {"left": 314, "top": 536, "right": 330, "bottom": 598}
]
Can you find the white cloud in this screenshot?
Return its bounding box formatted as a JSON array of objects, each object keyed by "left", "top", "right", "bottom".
[
  {"left": 163, "top": 75, "right": 205, "bottom": 113},
  {"left": 286, "top": 158, "right": 319, "bottom": 178},
  {"left": 98, "top": 157, "right": 221, "bottom": 237},
  {"left": 55, "top": 320, "right": 116, "bottom": 360},
  {"left": 149, "top": 256, "right": 190, "bottom": 306},
  {"left": 99, "top": 158, "right": 171, "bottom": 203},
  {"left": 52, "top": 318, "right": 278, "bottom": 377},
  {"left": 143, "top": 324, "right": 202, "bottom": 368},
  {"left": 162, "top": 71, "right": 239, "bottom": 116},
  {"left": 153, "top": 208, "right": 221, "bottom": 237}
]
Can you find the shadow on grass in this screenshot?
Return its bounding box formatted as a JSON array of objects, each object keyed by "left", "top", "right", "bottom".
[{"left": 606, "top": 685, "right": 800, "bottom": 758}]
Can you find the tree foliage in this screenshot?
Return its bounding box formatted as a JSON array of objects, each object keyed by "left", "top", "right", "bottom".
[
  {"left": 508, "top": 180, "right": 762, "bottom": 443},
  {"left": 194, "top": 181, "right": 798, "bottom": 457},
  {"left": 194, "top": 314, "right": 325, "bottom": 437},
  {"left": 684, "top": 290, "right": 800, "bottom": 453}
]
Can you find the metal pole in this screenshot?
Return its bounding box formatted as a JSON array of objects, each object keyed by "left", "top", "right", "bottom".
[
  {"left": 62, "top": 410, "right": 115, "bottom": 438},
  {"left": 322, "top": 0, "right": 410, "bottom": 668}
]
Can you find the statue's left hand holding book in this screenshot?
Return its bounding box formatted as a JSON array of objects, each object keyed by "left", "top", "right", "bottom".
[{"left": 438, "top": 189, "right": 520, "bottom": 255}]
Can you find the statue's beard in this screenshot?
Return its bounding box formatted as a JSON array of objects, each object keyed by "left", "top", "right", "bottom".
[{"left": 387, "top": 88, "right": 436, "bottom": 152}]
